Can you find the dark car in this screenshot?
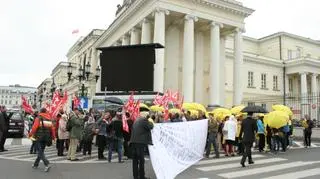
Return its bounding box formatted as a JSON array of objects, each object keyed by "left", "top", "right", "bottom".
[{"left": 7, "top": 111, "right": 24, "bottom": 138}]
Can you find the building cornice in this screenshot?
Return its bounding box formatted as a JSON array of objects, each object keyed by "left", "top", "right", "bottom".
[
  {"left": 94, "top": 0, "right": 150, "bottom": 48},
  {"left": 285, "top": 57, "right": 320, "bottom": 68},
  {"left": 193, "top": 0, "right": 255, "bottom": 17},
  {"left": 258, "top": 31, "right": 320, "bottom": 46},
  {"left": 226, "top": 49, "right": 284, "bottom": 68}
]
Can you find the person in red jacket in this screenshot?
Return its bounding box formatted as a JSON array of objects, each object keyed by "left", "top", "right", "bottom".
[{"left": 29, "top": 108, "right": 56, "bottom": 172}]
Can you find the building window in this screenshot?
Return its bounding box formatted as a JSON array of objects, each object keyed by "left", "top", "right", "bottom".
[
  {"left": 248, "top": 71, "right": 254, "bottom": 88},
  {"left": 288, "top": 50, "right": 292, "bottom": 60},
  {"left": 296, "top": 48, "right": 301, "bottom": 58},
  {"left": 273, "top": 75, "right": 279, "bottom": 90},
  {"left": 261, "top": 73, "right": 267, "bottom": 89},
  {"left": 261, "top": 103, "right": 267, "bottom": 109},
  {"left": 289, "top": 78, "right": 293, "bottom": 92},
  {"left": 248, "top": 102, "right": 255, "bottom": 106},
  {"left": 0, "top": 99, "right": 3, "bottom": 104},
  {"left": 15, "top": 101, "right": 18, "bottom": 105},
  {"left": 9, "top": 100, "right": 11, "bottom": 105},
  {"left": 4, "top": 100, "right": 7, "bottom": 105}
]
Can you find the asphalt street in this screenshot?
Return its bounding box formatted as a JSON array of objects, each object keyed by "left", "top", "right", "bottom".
[{"left": 1, "top": 144, "right": 320, "bottom": 179}]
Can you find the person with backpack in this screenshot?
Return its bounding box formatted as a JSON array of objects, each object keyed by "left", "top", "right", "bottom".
[{"left": 29, "top": 108, "right": 55, "bottom": 172}]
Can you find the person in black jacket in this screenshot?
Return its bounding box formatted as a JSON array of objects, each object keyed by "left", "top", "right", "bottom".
[
  {"left": 0, "top": 106, "right": 11, "bottom": 152},
  {"left": 130, "top": 112, "right": 154, "bottom": 179},
  {"left": 239, "top": 112, "right": 257, "bottom": 167}
]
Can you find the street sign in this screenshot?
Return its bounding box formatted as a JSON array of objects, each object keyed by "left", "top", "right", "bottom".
[{"left": 80, "top": 97, "right": 88, "bottom": 109}]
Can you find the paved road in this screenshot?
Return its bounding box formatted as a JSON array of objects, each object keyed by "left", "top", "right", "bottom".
[{"left": 1, "top": 142, "right": 320, "bottom": 179}]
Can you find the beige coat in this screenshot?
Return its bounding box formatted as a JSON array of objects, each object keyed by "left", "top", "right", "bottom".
[{"left": 58, "top": 115, "right": 69, "bottom": 140}]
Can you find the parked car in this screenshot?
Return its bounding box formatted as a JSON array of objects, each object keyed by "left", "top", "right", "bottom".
[{"left": 7, "top": 110, "right": 24, "bottom": 138}]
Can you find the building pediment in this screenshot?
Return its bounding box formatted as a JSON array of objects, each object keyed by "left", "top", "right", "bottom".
[{"left": 285, "top": 57, "right": 320, "bottom": 74}]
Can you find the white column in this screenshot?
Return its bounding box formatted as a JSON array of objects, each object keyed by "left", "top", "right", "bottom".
[
  {"left": 311, "top": 74, "right": 318, "bottom": 94},
  {"left": 130, "top": 27, "right": 140, "bottom": 45},
  {"left": 300, "top": 72, "right": 308, "bottom": 100},
  {"left": 141, "top": 18, "right": 152, "bottom": 44},
  {"left": 285, "top": 75, "right": 290, "bottom": 94},
  {"left": 220, "top": 35, "right": 226, "bottom": 106},
  {"left": 195, "top": 31, "right": 204, "bottom": 103},
  {"left": 209, "top": 22, "right": 222, "bottom": 105},
  {"left": 153, "top": 8, "right": 169, "bottom": 92},
  {"left": 233, "top": 28, "right": 244, "bottom": 105},
  {"left": 182, "top": 15, "right": 198, "bottom": 102},
  {"left": 121, "top": 35, "right": 129, "bottom": 45}
]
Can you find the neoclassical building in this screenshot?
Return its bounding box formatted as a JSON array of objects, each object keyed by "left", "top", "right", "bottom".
[{"left": 44, "top": 0, "right": 320, "bottom": 120}]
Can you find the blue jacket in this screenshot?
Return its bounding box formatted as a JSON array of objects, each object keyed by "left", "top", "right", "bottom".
[
  {"left": 282, "top": 124, "right": 290, "bottom": 133},
  {"left": 257, "top": 119, "right": 265, "bottom": 134}
]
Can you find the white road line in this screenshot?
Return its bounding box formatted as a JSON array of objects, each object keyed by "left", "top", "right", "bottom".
[
  {"left": 197, "top": 158, "right": 287, "bottom": 172},
  {"left": 295, "top": 141, "right": 304, "bottom": 147},
  {"left": 195, "top": 154, "right": 265, "bottom": 166},
  {"left": 261, "top": 168, "right": 320, "bottom": 179},
  {"left": 218, "top": 161, "right": 320, "bottom": 179}
]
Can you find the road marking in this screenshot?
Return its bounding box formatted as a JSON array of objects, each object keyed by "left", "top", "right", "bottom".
[
  {"left": 218, "top": 161, "right": 320, "bottom": 178},
  {"left": 261, "top": 168, "right": 320, "bottom": 179},
  {"left": 195, "top": 154, "right": 265, "bottom": 165},
  {"left": 197, "top": 158, "right": 287, "bottom": 171}
]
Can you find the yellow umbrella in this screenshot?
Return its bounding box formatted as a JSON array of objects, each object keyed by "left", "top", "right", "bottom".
[
  {"left": 182, "top": 103, "right": 195, "bottom": 110},
  {"left": 192, "top": 103, "right": 207, "bottom": 112},
  {"left": 150, "top": 105, "right": 164, "bottom": 112},
  {"left": 272, "top": 105, "right": 293, "bottom": 116},
  {"left": 230, "top": 105, "right": 245, "bottom": 115},
  {"left": 139, "top": 103, "right": 150, "bottom": 111},
  {"left": 169, "top": 108, "right": 181, "bottom": 114},
  {"left": 189, "top": 109, "right": 199, "bottom": 118},
  {"left": 212, "top": 108, "right": 232, "bottom": 121},
  {"left": 265, "top": 111, "right": 289, "bottom": 129}
]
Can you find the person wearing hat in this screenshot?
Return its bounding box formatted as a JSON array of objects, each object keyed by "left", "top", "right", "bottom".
[
  {"left": 130, "top": 111, "right": 153, "bottom": 179},
  {"left": 239, "top": 112, "right": 257, "bottom": 167}
]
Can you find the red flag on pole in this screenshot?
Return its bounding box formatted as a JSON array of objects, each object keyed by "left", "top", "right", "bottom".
[
  {"left": 21, "top": 96, "right": 34, "bottom": 114},
  {"left": 72, "top": 29, "right": 79, "bottom": 34},
  {"left": 122, "top": 111, "right": 129, "bottom": 133}
]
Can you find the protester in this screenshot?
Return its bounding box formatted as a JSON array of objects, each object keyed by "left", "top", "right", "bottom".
[
  {"left": 67, "top": 108, "right": 84, "bottom": 161},
  {"left": 57, "top": 114, "right": 69, "bottom": 156},
  {"left": 82, "top": 115, "right": 95, "bottom": 157},
  {"left": 257, "top": 116, "right": 265, "bottom": 152},
  {"left": 123, "top": 112, "right": 133, "bottom": 159},
  {"left": 0, "top": 109, "right": 6, "bottom": 152},
  {"left": 95, "top": 111, "right": 110, "bottom": 160},
  {"left": 130, "top": 112, "right": 154, "bottom": 179},
  {"left": 108, "top": 109, "right": 124, "bottom": 163},
  {"left": 239, "top": 112, "right": 257, "bottom": 167},
  {"left": 0, "top": 106, "right": 11, "bottom": 152},
  {"left": 205, "top": 113, "right": 219, "bottom": 158},
  {"left": 223, "top": 115, "right": 237, "bottom": 156},
  {"left": 303, "top": 115, "right": 314, "bottom": 148},
  {"left": 29, "top": 108, "right": 55, "bottom": 172}
]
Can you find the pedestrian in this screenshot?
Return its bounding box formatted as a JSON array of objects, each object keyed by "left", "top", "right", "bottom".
[
  {"left": 123, "top": 112, "right": 133, "bottom": 159},
  {"left": 239, "top": 112, "right": 257, "bottom": 167},
  {"left": 0, "top": 109, "right": 6, "bottom": 152},
  {"left": 257, "top": 116, "right": 265, "bottom": 152},
  {"left": 0, "top": 106, "right": 11, "bottom": 152},
  {"left": 57, "top": 114, "right": 69, "bottom": 156},
  {"left": 67, "top": 108, "right": 84, "bottom": 161},
  {"left": 82, "top": 116, "right": 95, "bottom": 157},
  {"left": 235, "top": 114, "right": 243, "bottom": 155},
  {"left": 130, "top": 112, "right": 154, "bottom": 179},
  {"left": 29, "top": 108, "right": 55, "bottom": 172},
  {"left": 108, "top": 109, "right": 124, "bottom": 163},
  {"left": 223, "top": 115, "right": 237, "bottom": 156},
  {"left": 95, "top": 111, "right": 111, "bottom": 160},
  {"left": 205, "top": 113, "right": 219, "bottom": 158},
  {"left": 29, "top": 112, "right": 38, "bottom": 154},
  {"left": 303, "top": 115, "right": 314, "bottom": 148}
]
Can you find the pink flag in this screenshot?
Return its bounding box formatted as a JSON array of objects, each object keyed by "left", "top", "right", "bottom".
[
  {"left": 21, "top": 96, "right": 34, "bottom": 114},
  {"left": 122, "top": 111, "right": 129, "bottom": 133},
  {"left": 72, "top": 29, "right": 79, "bottom": 34}
]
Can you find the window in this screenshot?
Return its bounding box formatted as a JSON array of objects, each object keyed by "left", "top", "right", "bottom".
[
  {"left": 273, "top": 75, "right": 279, "bottom": 90},
  {"left": 296, "top": 48, "right": 301, "bottom": 58},
  {"left": 15, "top": 101, "right": 18, "bottom": 105},
  {"left": 288, "top": 50, "right": 292, "bottom": 60},
  {"left": 9, "top": 100, "right": 11, "bottom": 105},
  {"left": 248, "top": 71, "right": 254, "bottom": 88},
  {"left": 289, "top": 78, "right": 293, "bottom": 92},
  {"left": 248, "top": 102, "right": 255, "bottom": 106},
  {"left": 261, "top": 103, "right": 267, "bottom": 109},
  {"left": 261, "top": 73, "right": 267, "bottom": 89},
  {"left": 0, "top": 99, "right": 3, "bottom": 104},
  {"left": 4, "top": 100, "right": 7, "bottom": 105}
]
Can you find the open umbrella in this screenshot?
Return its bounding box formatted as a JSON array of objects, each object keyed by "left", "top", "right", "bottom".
[
  {"left": 212, "top": 108, "right": 232, "bottom": 121},
  {"left": 264, "top": 111, "right": 289, "bottom": 129},
  {"left": 104, "top": 97, "right": 124, "bottom": 105},
  {"left": 139, "top": 103, "right": 150, "bottom": 112},
  {"left": 105, "top": 103, "right": 122, "bottom": 111},
  {"left": 241, "top": 106, "right": 268, "bottom": 113},
  {"left": 230, "top": 105, "right": 245, "bottom": 115},
  {"left": 150, "top": 105, "right": 164, "bottom": 112},
  {"left": 272, "top": 105, "right": 293, "bottom": 117},
  {"left": 192, "top": 103, "right": 207, "bottom": 112},
  {"left": 169, "top": 108, "right": 181, "bottom": 114}
]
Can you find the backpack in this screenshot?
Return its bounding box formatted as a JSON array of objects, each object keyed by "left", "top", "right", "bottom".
[{"left": 37, "top": 117, "right": 52, "bottom": 147}]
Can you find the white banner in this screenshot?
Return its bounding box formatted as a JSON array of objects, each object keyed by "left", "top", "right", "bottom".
[{"left": 148, "top": 119, "right": 208, "bottom": 179}]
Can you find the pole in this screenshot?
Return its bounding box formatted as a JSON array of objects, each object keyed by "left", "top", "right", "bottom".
[
  {"left": 279, "top": 36, "right": 286, "bottom": 105},
  {"left": 104, "top": 86, "right": 107, "bottom": 110}
]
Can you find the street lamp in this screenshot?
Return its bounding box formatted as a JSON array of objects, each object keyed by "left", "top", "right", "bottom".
[{"left": 67, "top": 61, "right": 100, "bottom": 82}]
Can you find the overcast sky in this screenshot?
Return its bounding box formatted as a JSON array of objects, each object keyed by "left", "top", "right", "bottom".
[{"left": 0, "top": 0, "right": 318, "bottom": 88}]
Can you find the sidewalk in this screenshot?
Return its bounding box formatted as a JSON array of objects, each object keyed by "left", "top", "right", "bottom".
[{"left": 293, "top": 127, "right": 320, "bottom": 142}]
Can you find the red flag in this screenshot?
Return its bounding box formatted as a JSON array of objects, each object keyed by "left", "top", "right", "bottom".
[
  {"left": 72, "top": 96, "right": 80, "bottom": 109},
  {"left": 72, "top": 29, "right": 79, "bottom": 34},
  {"left": 153, "top": 92, "right": 162, "bottom": 105},
  {"left": 122, "top": 111, "right": 129, "bottom": 133},
  {"left": 21, "top": 96, "right": 34, "bottom": 114}
]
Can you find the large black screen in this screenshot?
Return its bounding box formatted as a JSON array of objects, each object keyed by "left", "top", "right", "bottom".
[{"left": 99, "top": 45, "right": 157, "bottom": 92}]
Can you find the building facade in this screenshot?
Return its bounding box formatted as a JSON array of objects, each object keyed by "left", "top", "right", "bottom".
[
  {"left": 88, "top": 0, "right": 320, "bottom": 120},
  {"left": 0, "top": 85, "right": 37, "bottom": 109},
  {"left": 37, "top": 78, "right": 53, "bottom": 108}
]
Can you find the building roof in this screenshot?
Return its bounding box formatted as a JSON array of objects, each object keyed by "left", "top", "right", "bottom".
[
  {"left": 0, "top": 85, "right": 37, "bottom": 94},
  {"left": 258, "top": 31, "right": 320, "bottom": 45}
]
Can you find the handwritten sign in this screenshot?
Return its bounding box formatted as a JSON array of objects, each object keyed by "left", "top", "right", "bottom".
[{"left": 148, "top": 119, "right": 208, "bottom": 179}]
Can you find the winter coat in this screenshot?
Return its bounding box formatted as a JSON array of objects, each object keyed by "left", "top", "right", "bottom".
[
  {"left": 223, "top": 119, "right": 237, "bottom": 141},
  {"left": 130, "top": 117, "right": 153, "bottom": 145},
  {"left": 239, "top": 116, "right": 257, "bottom": 143},
  {"left": 69, "top": 114, "right": 84, "bottom": 140},
  {"left": 83, "top": 122, "right": 95, "bottom": 141},
  {"left": 58, "top": 117, "right": 69, "bottom": 140},
  {"left": 257, "top": 119, "right": 265, "bottom": 134}
]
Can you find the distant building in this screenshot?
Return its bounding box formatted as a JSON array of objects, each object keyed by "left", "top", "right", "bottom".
[{"left": 0, "top": 84, "right": 37, "bottom": 109}]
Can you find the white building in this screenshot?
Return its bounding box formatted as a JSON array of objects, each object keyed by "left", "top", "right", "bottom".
[{"left": 0, "top": 85, "right": 37, "bottom": 109}]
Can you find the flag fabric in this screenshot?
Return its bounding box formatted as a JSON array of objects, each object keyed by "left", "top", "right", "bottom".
[
  {"left": 72, "top": 96, "right": 80, "bottom": 109},
  {"left": 21, "top": 96, "right": 34, "bottom": 114},
  {"left": 50, "top": 91, "right": 68, "bottom": 118},
  {"left": 153, "top": 93, "right": 162, "bottom": 105},
  {"left": 122, "top": 111, "right": 129, "bottom": 133},
  {"left": 72, "top": 29, "right": 79, "bottom": 34}
]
